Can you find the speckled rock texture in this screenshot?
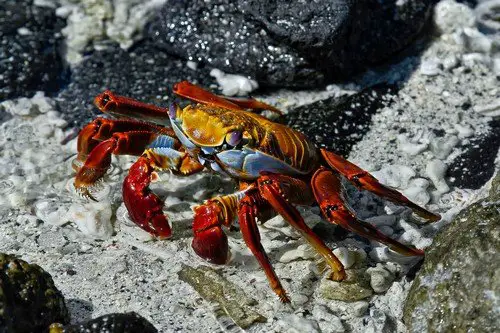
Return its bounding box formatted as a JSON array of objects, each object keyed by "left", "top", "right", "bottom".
[
  {"left": 403, "top": 172, "right": 500, "bottom": 332},
  {"left": 147, "top": 0, "right": 435, "bottom": 88},
  {"left": 55, "top": 312, "right": 158, "bottom": 333},
  {"left": 56, "top": 42, "right": 215, "bottom": 127},
  {"left": 0, "top": 0, "right": 66, "bottom": 101},
  {"left": 0, "top": 253, "right": 69, "bottom": 333},
  {"left": 284, "top": 84, "right": 398, "bottom": 157}
]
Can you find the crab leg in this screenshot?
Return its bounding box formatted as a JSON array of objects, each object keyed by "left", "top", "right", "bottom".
[
  {"left": 321, "top": 150, "right": 441, "bottom": 222},
  {"left": 75, "top": 131, "right": 162, "bottom": 197},
  {"left": 312, "top": 167, "right": 424, "bottom": 256},
  {"left": 192, "top": 184, "right": 276, "bottom": 264},
  {"left": 238, "top": 190, "right": 290, "bottom": 303},
  {"left": 94, "top": 91, "right": 171, "bottom": 125},
  {"left": 257, "top": 173, "right": 346, "bottom": 282},
  {"left": 74, "top": 118, "right": 174, "bottom": 170},
  {"left": 123, "top": 145, "right": 204, "bottom": 238},
  {"left": 173, "top": 81, "right": 282, "bottom": 115}
]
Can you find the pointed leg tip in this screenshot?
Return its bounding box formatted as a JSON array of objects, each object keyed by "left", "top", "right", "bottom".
[
  {"left": 329, "top": 269, "right": 347, "bottom": 282},
  {"left": 278, "top": 292, "right": 291, "bottom": 303}
]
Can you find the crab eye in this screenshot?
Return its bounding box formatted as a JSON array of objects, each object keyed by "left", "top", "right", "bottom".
[{"left": 225, "top": 131, "right": 242, "bottom": 147}]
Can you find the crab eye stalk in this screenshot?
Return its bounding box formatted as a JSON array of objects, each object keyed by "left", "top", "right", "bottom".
[
  {"left": 168, "top": 103, "right": 178, "bottom": 119},
  {"left": 225, "top": 131, "right": 242, "bottom": 147}
]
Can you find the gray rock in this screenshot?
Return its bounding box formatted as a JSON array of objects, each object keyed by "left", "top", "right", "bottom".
[
  {"left": 177, "top": 264, "right": 266, "bottom": 329},
  {"left": 319, "top": 269, "right": 373, "bottom": 302},
  {"left": 0, "top": 253, "right": 69, "bottom": 333},
  {"left": 403, "top": 172, "right": 500, "bottom": 332},
  {"left": 0, "top": 0, "right": 66, "bottom": 101}
]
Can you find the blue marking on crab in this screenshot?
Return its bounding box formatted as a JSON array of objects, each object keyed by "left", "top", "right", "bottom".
[
  {"left": 147, "top": 135, "right": 177, "bottom": 149},
  {"left": 215, "top": 148, "right": 307, "bottom": 179}
]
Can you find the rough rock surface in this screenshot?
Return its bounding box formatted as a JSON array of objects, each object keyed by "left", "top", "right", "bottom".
[
  {"left": 284, "top": 84, "right": 397, "bottom": 156},
  {"left": 0, "top": 253, "right": 69, "bottom": 333},
  {"left": 54, "top": 312, "right": 158, "bottom": 333},
  {"left": 147, "top": 0, "right": 435, "bottom": 87},
  {"left": 56, "top": 42, "right": 215, "bottom": 127},
  {"left": 0, "top": 0, "right": 66, "bottom": 101},
  {"left": 403, "top": 172, "right": 500, "bottom": 332}
]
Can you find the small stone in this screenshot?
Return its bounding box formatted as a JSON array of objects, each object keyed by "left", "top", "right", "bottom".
[
  {"left": 332, "top": 247, "right": 357, "bottom": 269},
  {"left": 426, "top": 159, "right": 450, "bottom": 194},
  {"left": 397, "top": 134, "right": 428, "bottom": 156},
  {"left": 434, "top": 0, "right": 475, "bottom": 34},
  {"left": 67, "top": 202, "right": 114, "bottom": 239},
  {"left": 366, "top": 264, "right": 396, "bottom": 293},
  {"left": 210, "top": 69, "right": 258, "bottom": 96},
  {"left": 177, "top": 265, "right": 266, "bottom": 328},
  {"left": 429, "top": 135, "right": 459, "bottom": 159},
  {"left": 278, "top": 314, "right": 320, "bottom": 333},
  {"left": 462, "top": 27, "right": 492, "bottom": 54},
  {"left": 372, "top": 165, "right": 416, "bottom": 189},
  {"left": 403, "top": 178, "right": 431, "bottom": 206},
  {"left": 279, "top": 244, "right": 315, "bottom": 263},
  {"left": 420, "top": 59, "right": 441, "bottom": 76},
  {"left": 319, "top": 269, "right": 373, "bottom": 302},
  {"left": 313, "top": 305, "right": 345, "bottom": 332},
  {"left": 352, "top": 301, "right": 369, "bottom": 317}
]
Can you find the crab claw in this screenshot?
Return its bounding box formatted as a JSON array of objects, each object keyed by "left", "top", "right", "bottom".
[
  {"left": 74, "top": 139, "right": 117, "bottom": 201},
  {"left": 191, "top": 202, "right": 229, "bottom": 265},
  {"left": 122, "top": 156, "right": 171, "bottom": 238}
]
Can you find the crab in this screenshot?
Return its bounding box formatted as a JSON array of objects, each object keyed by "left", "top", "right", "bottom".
[{"left": 73, "top": 81, "right": 440, "bottom": 302}]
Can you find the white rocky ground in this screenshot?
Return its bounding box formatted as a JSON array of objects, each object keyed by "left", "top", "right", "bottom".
[{"left": 1, "top": 1, "right": 499, "bottom": 332}]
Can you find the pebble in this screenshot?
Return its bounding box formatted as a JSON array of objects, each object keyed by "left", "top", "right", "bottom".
[
  {"left": 67, "top": 202, "right": 114, "bottom": 239},
  {"left": 209, "top": 69, "right": 259, "bottom": 96},
  {"left": 371, "top": 165, "right": 416, "bottom": 189},
  {"left": 429, "top": 135, "right": 459, "bottom": 159},
  {"left": 462, "top": 27, "right": 493, "bottom": 54},
  {"left": 332, "top": 247, "right": 357, "bottom": 269},
  {"left": 312, "top": 305, "right": 345, "bottom": 333},
  {"left": 278, "top": 314, "right": 321, "bottom": 333},
  {"left": 366, "top": 264, "right": 396, "bottom": 293},
  {"left": 426, "top": 159, "right": 450, "bottom": 194},
  {"left": 279, "top": 244, "right": 316, "bottom": 263},
  {"left": 403, "top": 178, "right": 431, "bottom": 206},
  {"left": 434, "top": 0, "right": 475, "bottom": 34},
  {"left": 420, "top": 59, "right": 441, "bottom": 76},
  {"left": 397, "top": 134, "right": 429, "bottom": 156},
  {"left": 473, "top": 99, "right": 500, "bottom": 117}
]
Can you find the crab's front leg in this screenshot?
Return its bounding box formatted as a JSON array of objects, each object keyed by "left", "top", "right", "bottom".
[{"left": 123, "top": 144, "right": 204, "bottom": 238}]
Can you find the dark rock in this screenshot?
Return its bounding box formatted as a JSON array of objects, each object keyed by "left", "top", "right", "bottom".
[
  {"left": 54, "top": 312, "right": 157, "bottom": 333},
  {"left": 146, "top": 0, "right": 435, "bottom": 88},
  {"left": 403, "top": 173, "right": 500, "bottom": 332},
  {"left": 0, "top": 253, "right": 69, "bottom": 333},
  {"left": 283, "top": 84, "right": 398, "bottom": 157},
  {"left": 146, "top": 0, "right": 324, "bottom": 89},
  {"left": 0, "top": 0, "right": 66, "bottom": 101},
  {"left": 447, "top": 119, "right": 500, "bottom": 189},
  {"left": 56, "top": 42, "right": 215, "bottom": 127}
]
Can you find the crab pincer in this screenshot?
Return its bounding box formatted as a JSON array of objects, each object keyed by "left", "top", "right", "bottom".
[{"left": 122, "top": 156, "right": 172, "bottom": 238}]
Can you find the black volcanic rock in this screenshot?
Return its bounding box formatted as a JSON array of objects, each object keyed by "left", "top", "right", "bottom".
[
  {"left": 59, "top": 312, "right": 158, "bottom": 333},
  {"left": 57, "top": 42, "right": 215, "bottom": 127},
  {"left": 0, "top": 0, "right": 66, "bottom": 101},
  {"left": 0, "top": 253, "right": 69, "bottom": 333},
  {"left": 147, "top": 0, "right": 435, "bottom": 88},
  {"left": 146, "top": 0, "right": 324, "bottom": 89},
  {"left": 284, "top": 84, "right": 398, "bottom": 157}
]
